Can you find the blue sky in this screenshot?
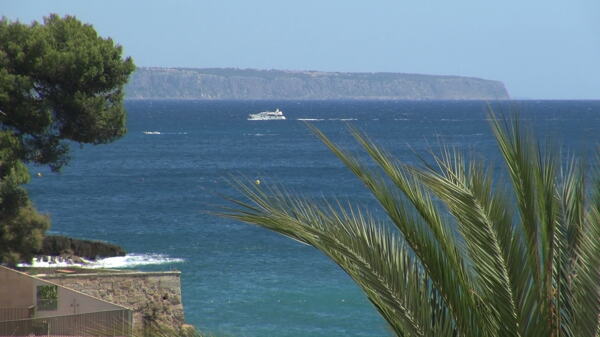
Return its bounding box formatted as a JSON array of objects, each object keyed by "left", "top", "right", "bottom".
[{"left": 5, "top": 0, "right": 600, "bottom": 99}]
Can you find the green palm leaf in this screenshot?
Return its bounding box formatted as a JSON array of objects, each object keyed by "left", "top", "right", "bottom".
[{"left": 218, "top": 116, "right": 600, "bottom": 337}]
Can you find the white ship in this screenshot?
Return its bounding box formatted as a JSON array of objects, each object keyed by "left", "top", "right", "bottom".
[{"left": 248, "top": 108, "right": 286, "bottom": 121}]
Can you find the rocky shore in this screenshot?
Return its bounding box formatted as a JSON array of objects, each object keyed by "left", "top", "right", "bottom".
[{"left": 33, "top": 235, "right": 126, "bottom": 265}]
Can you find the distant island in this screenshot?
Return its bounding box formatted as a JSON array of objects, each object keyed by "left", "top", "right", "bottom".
[{"left": 125, "top": 67, "right": 510, "bottom": 100}]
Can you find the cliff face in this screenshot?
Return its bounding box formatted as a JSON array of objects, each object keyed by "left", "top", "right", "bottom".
[{"left": 125, "top": 67, "right": 509, "bottom": 100}]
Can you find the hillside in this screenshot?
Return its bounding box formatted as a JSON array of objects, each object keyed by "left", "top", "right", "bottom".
[{"left": 125, "top": 67, "right": 509, "bottom": 100}]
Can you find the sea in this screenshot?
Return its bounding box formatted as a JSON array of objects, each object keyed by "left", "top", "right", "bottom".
[{"left": 25, "top": 99, "right": 600, "bottom": 337}]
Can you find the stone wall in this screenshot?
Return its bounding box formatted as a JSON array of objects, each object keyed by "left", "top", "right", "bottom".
[{"left": 40, "top": 271, "right": 184, "bottom": 331}]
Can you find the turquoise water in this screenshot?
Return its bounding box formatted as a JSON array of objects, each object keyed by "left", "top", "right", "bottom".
[{"left": 26, "top": 100, "right": 600, "bottom": 336}]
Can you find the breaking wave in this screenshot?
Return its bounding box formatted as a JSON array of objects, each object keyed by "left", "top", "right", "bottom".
[
  {"left": 296, "top": 118, "right": 358, "bottom": 121},
  {"left": 19, "top": 253, "right": 184, "bottom": 269},
  {"left": 143, "top": 131, "right": 188, "bottom": 135}
]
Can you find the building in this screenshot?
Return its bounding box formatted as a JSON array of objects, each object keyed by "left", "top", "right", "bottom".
[
  {"left": 39, "top": 270, "right": 185, "bottom": 332},
  {"left": 0, "top": 266, "right": 132, "bottom": 336}
]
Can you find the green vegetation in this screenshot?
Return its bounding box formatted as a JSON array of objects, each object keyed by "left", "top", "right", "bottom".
[
  {"left": 0, "top": 14, "right": 135, "bottom": 265},
  {"left": 36, "top": 284, "right": 58, "bottom": 310},
  {"left": 222, "top": 117, "right": 600, "bottom": 336}
]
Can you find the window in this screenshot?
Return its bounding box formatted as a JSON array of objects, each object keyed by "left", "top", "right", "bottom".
[{"left": 36, "top": 285, "right": 58, "bottom": 311}]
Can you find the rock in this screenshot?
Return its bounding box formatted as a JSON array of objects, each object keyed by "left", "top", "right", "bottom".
[
  {"left": 38, "top": 235, "right": 126, "bottom": 260},
  {"left": 180, "top": 324, "right": 197, "bottom": 337}
]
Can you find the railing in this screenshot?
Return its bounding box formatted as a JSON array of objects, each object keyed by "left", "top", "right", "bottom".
[
  {"left": 0, "top": 309, "right": 132, "bottom": 337},
  {"left": 0, "top": 307, "right": 33, "bottom": 322}
]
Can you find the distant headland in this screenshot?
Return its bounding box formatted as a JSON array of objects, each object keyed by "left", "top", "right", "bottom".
[{"left": 125, "top": 67, "right": 510, "bottom": 100}]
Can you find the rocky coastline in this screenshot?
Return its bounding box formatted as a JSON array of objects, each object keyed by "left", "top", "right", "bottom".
[{"left": 32, "top": 235, "right": 126, "bottom": 266}]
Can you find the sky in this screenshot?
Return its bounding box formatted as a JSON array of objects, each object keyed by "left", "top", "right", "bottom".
[{"left": 4, "top": 0, "right": 600, "bottom": 99}]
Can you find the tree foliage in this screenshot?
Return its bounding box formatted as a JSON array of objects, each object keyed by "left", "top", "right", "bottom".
[
  {"left": 0, "top": 14, "right": 134, "bottom": 265},
  {"left": 221, "top": 118, "right": 600, "bottom": 337}
]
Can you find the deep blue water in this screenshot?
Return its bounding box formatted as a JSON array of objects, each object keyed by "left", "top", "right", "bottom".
[{"left": 26, "top": 99, "right": 600, "bottom": 337}]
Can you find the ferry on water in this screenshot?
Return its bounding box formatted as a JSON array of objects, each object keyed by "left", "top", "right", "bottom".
[{"left": 248, "top": 108, "right": 286, "bottom": 120}]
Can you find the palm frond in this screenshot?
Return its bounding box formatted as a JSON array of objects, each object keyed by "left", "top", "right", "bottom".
[
  {"left": 569, "top": 155, "right": 600, "bottom": 336},
  {"left": 347, "top": 127, "right": 469, "bottom": 285},
  {"left": 489, "top": 115, "right": 558, "bottom": 336},
  {"left": 309, "top": 125, "right": 486, "bottom": 336},
  {"left": 550, "top": 157, "right": 584, "bottom": 337},
  {"left": 218, "top": 182, "right": 454, "bottom": 337},
  {"left": 403, "top": 146, "right": 522, "bottom": 337},
  {"left": 218, "top": 116, "right": 600, "bottom": 337}
]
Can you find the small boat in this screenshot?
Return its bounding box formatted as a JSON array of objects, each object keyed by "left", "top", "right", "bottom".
[{"left": 248, "top": 109, "right": 286, "bottom": 121}]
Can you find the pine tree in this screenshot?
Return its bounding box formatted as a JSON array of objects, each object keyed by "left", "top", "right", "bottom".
[{"left": 0, "top": 15, "right": 135, "bottom": 265}]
